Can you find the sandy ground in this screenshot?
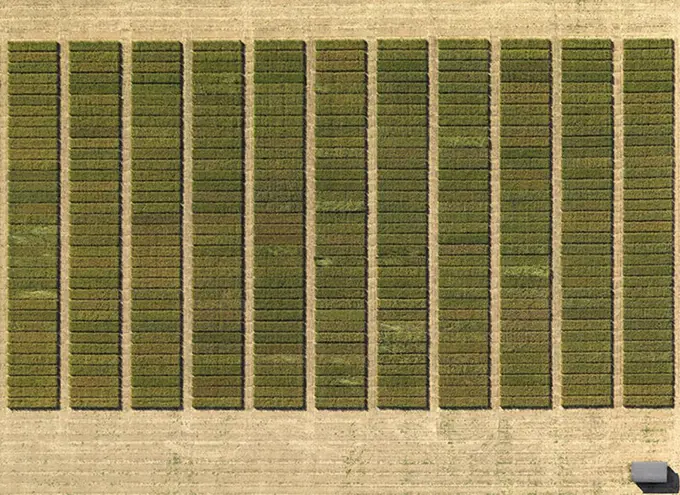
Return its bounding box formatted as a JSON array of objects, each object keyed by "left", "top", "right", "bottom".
[
  {"left": 1, "top": 0, "right": 680, "bottom": 493},
  {"left": 1, "top": 409, "right": 679, "bottom": 494},
  {"left": 551, "top": 36, "right": 564, "bottom": 408},
  {"left": 613, "top": 39, "right": 625, "bottom": 408},
  {"left": 490, "top": 38, "right": 501, "bottom": 411},
  {"left": 428, "top": 37, "right": 440, "bottom": 411}
]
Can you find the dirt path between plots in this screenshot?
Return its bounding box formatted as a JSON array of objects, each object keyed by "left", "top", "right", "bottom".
[
  {"left": 613, "top": 38, "right": 625, "bottom": 408},
  {"left": 551, "top": 36, "right": 563, "bottom": 408}
]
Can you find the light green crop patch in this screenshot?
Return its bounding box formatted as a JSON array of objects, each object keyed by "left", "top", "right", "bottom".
[
  {"left": 7, "top": 39, "right": 61, "bottom": 410},
  {"left": 621, "top": 39, "right": 675, "bottom": 409}
]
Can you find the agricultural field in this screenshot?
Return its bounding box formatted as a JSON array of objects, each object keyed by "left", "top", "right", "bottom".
[
  {"left": 314, "top": 39, "right": 368, "bottom": 410},
  {"left": 191, "top": 40, "right": 245, "bottom": 409},
  {"left": 130, "top": 41, "right": 184, "bottom": 409},
  {"left": 69, "top": 41, "right": 123, "bottom": 410},
  {"left": 499, "top": 39, "right": 553, "bottom": 409},
  {"left": 561, "top": 39, "right": 614, "bottom": 408},
  {"left": 253, "top": 40, "right": 307, "bottom": 410},
  {"left": 376, "top": 39, "right": 429, "bottom": 409},
  {"left": 437, "top": 39, "right": 491, "bottom": 409},
  {"left": 2, "top": 37, "right": 679, "bottom": 409},
  {"left": 4, "top": 0, "right": 680, "bottom": 493},
  {"left": 622, "top": 39, "right": 675, "bottom": 408},
  {"left": 7, "top": 41, "right": 61, "bottom": 410}
]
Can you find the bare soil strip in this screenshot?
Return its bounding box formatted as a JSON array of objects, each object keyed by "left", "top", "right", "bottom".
[
  {"left": 675, "top": 36, "right": 680, "bottom": 408},
  {"left": 121, "top": 40, "right": 133, "bottom": 410},
  {"left": 182, "top": 40, "right": 194, "bottom": 409},
  {"left": 489, "top": 37, "right": 501, "bottom": 410},
  {"left": 305, "top": 39, "right": 317, "bottom": 410},
  {"left": 59, "top": 40, "right": 70, "bottom": 410},
  {"left": 2, "top": 0, "right": 678, "bottom": 39},
  {"left": 0, "top": 38, "right": 7, "bottom": 412},
  {"left": 0, "top": 408, "right": 676, "bottom": 494},
  {"left": 427, "top": 37, "right": 439, "bottom": 410},
  {"left": 613, "top": 38, "right": 624, "bottom": 408},
  {"left": 551, "top": 37, "right": 563, "bottom": 408},
  {"left": 366, "top": 39, "right": 378, "bottom": 411},
  {"left": 243, "top": 40, "right": 255, "bottom": 410}
]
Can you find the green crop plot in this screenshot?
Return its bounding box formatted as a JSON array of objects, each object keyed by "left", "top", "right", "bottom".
[
  {"left": 499, "top": 39, "right": 552, "bottom": 409},
  {"left": 438, "top": 39, "right": 491, "bottom": 409},
  {"left": 376, "top": 39, "right": 429, "bottom": 409},
  {"left": 623, "top": 39, "right": 674, "bottom": 408},
  {"left": 253, "top": 40, "right": 307, "bottom": 409},
  {"left": 7, "top": 41, "right": 61, "bottom": 410},
  {"left": 5, "top": 37, "right": 680, "bottom": 412},
  {"left": 560, "top": 39, "right": 614, "bottom": 408},
  {"left": 191, "top": 41, "right": 245, "bottom": 410},
  {"left": 131, "top": 41, "right": 183, "bottom": 409},
  {"left": 68, "top": 41, "right": 123, "bottom": 410},
  {"left": 314, "top": 40, "right": 368, "bottom": 410}
]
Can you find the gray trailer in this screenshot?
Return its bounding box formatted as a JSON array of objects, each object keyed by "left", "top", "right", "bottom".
[{"left": 631, "top": 462, "right": 668, "bottom": 484}]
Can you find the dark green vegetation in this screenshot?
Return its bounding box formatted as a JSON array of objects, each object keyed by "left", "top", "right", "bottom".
[
  {"left": 3, "top": 38, "right": 678, "bottom": 411},
  {"left": 623, "top": 39, "right": 675, "bottom": 408},
  {"left": 314, "top": 40, "right": 368, "bottom": 410},
  {"left": 191, "top": 41, "right": 245, "bottom": 409},
  {"left": 376, "top": 39, "right": 429, "bottom": 409},
  {"left": 7, "top": 41, "right": 61, "bottom": 410},
  {"left": 68, "top": 41, "right": 123, "bottom": 409},
  {"left": 560, "top": 39, "right": 614, "bottom": 408},
  {"left": 131, "top": 41, "right": 183, "bottom": 409},
  {"left": 499, "top": 39, "right": 552, "bottom": 409},
  {"left": 437, "top": 39, "right": 491, "bottom": 409},
  {"left": 253, "top": 40, "right": 307, "bottom": 409}
]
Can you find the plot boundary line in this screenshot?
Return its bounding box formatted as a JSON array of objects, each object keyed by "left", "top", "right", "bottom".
[
  {"left": 427, "top": 36, "right": 439, "bottom": 411},
  {"left": 674, "top": 36, "right": 680, "bottom": 408},
  {"left": 551, "top": 37, "right": 563, "bottom": 409},
  {"left": 0, "top": 37, "right": 7, "bottom": 413},
  {"left": 366, "top": 38, "right": 378, "bottom": 411},
  {"left": 182, "top": 40, "right": 194, "bottom": 410},
  {"left": 243, "top": 40, "right": 255, "bottom": 411},
  {"left": 59, "top": 39, "right": 70, "bottom": 411},
  {"left": 120, "top": 39, "right": 132, "bottom": 411},
  {"left": 305, "top": 39, "right": 316, "bottom": 411},
  {"left": 489, "top": 37, "right": 501, "bottom": 410},
  {"left": 612, "top": 37, "right": 624, "bottom": 409}
]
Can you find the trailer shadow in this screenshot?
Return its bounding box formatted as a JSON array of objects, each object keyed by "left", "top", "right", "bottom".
[{"left": 636, "top": 467, "right": 680, "bottom": 494}]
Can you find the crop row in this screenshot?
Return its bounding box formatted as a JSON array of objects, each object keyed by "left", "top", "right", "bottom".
[
  {"left": 499, "top": 39, "right": 552, "bottom": 409},
  {"left": 560, "top": 39, "right": 614, "bottom": 408},
  {"left": 130, "top": 41, "right": 183, "bottom": 409},
  {"left": 67, "top": 41, "right": 123, "bottom": 410},
  {"left": 376, "top": 39, "right": 429, "bottom": 409},
  {"left": 622, "top": 39, "right": 675, "bottom": 408},
  {"left": 190, "top": 41, "right": 245, "bottom": 409},
  {"left": 314, "top": 40, "right": 368, "bottom": 410},
  {"left": 7, "top": 41, "right": 61, "bottom": 410},
  {"left": 253, "top": 40, "right": 307, "bottom": 409},
  {"left": 437, "top": 39, "right": 491, "bottom": 409}
]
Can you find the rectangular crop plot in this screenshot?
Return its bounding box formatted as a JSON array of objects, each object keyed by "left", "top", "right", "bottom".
[
  {"left": 438, "top": 39, "right": 491, "bottom": 409},
  {"left": 622, "top": 39, "right": 675, "bottom": 408},
  {"left": 314, "top": 39, "right": 368, "bottom": 410},
  {"left": 376, "top": 39, "right": 429, "bottom": 409},
  {"left": 191, "top": 41, "right": 245, "bottom": 409},
  {"left": 131, "top": 41, "right": 183, "bottom": 409},
  {"left": 7, "top": 41, "right": 61, "bottom": 410},
  {"left": 68, "top": 41, "right": 123, "bottom": 410},
  {"left": 253, "top": 40, "right": 307, "bottom": 409},
  {"left": 499, "top": 39, "right": 552, "bottom": 409},
  {"left": 560, "top": 39, "right": 614, "bottom": 408}
]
